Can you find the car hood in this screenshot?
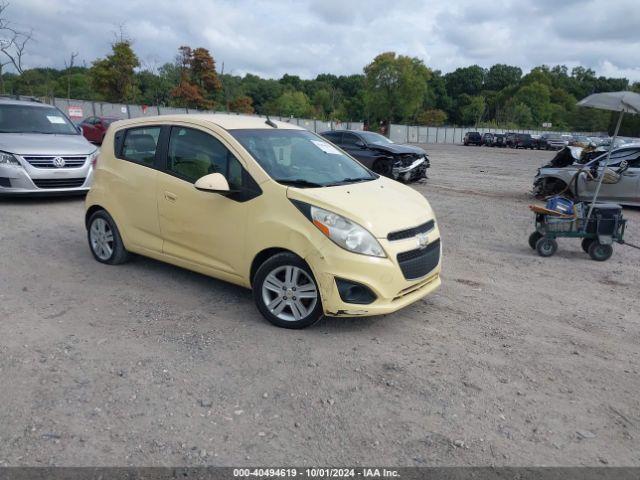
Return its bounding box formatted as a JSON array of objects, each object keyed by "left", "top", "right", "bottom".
[
  {"left": 286, "top": 176, "right": 434, "bottom": 238},
  {"left": 0, "top": 133, "right": 95, "bottom": 155},
  {"left": 371, "top": 143, "right": 426, "bottom": 156}
]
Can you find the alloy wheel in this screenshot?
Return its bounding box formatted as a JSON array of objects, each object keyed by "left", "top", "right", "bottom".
[
  {"left": 90, "top": 217, "right": 114, "bottom": 261},
  {"left": 261, "top": 265, "right": 318, "bottom": 322}
]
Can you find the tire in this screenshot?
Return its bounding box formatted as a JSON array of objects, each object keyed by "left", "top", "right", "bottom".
[
  {"left": 253, "top": 252, "right": 323, "bottom": 329},
  {"left": 581, "top": 238, "right": 594, "bottom": 253},
  {"left": 87, "top": 210, "right": 131, "bottom": 265},
  {"left": 588, "top": 242, "right": 613, "bottom": 262},
  {"left": 529, "top": 231, "right": 542, "bottom": 250},
  {"left": 536, "top": 237, "right": 558, "bottom": 257}
]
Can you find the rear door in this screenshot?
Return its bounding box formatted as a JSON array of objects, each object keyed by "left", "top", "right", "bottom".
[{"left": 110, "top": 125, "right": 164, "bottom": 252}]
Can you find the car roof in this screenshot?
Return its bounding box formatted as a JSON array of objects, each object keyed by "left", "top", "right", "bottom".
[
  {"left": 320, "top": 129, "right": 362, "bottom": 134},
  {"left": 0, "top": 98, "right": 56, "bottom": 108},
  {"left": 112, "top": 114, "right": 305, "bottom": 131}
]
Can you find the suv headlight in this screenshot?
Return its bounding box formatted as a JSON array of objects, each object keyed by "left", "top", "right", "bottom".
[
  {"left": 0, "top": 151, "right": 22, "bottom": 167},
  {"left": 293, "top": 201, "right": 385, "bottom": 257}
]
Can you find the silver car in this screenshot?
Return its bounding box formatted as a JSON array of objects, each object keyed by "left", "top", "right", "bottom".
[
  {"left": 533, "top": 144, "right": 640, "bottom": 206},
  {"left": 0, "top": 98, "right": 97, "bottom": 195}
]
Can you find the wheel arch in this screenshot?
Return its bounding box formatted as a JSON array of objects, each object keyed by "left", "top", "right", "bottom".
[
  {"left": 85, "top": 204, "right": 107, "bottom": 228},
  {"left": 250, "top": 247, "right": 297, "bottom": 286}
]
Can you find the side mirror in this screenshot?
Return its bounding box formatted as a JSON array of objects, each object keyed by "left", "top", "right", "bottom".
[
  {"left": 355, "top": 141, "right": 366, "bottom": 148},
  {"left": 194, "top": 173, "right": 230, "bottom": 194},
  {"left": 76, "top": 125, "right": 83, "bottom": 134}
]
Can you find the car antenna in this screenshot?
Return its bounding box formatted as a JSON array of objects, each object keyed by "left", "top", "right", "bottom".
[{"left": 265, "top": 115, "right": 278, "bottom": 129}]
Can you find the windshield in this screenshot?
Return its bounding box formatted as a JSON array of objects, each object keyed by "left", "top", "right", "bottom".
[
  {"left": 358, "top": 131, "right": 393, "bottom": 145},
  {"left": 0, "top": 104, "right": 78, "bottom": 135},
  {"left": 230, "top": 129, "right": 376, "bottom": 187}
]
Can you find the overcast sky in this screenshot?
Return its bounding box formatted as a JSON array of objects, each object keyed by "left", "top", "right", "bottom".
[{"left": 8, "top": 0, "right": 640, "bottom": 81}]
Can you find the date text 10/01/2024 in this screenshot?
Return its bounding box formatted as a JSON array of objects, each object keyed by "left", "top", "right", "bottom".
[{"left": 233, "top": 468, "right": 400, "bottom": 478}]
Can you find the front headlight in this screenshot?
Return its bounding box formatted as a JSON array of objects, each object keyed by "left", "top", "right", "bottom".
[
  {"left": 310, "top": 205, "right": 385, "bottom": 257},
  {"left": 0, "top": 151, "right": 22, "bottom": 167}
]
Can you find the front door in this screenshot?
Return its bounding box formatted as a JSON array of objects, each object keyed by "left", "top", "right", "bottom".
[
  {"left": 156, "top": 125, "right": 251, "bottom": 278},
  {"left": 579, "top": 148, "right": 640, "bottom": 204}
]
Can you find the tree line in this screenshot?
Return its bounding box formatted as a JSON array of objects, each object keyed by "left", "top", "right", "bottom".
[{"left": 3, "top": 39, "right": 640, "bottom": 135}]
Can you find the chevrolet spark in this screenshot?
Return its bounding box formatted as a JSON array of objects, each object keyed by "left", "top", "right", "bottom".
[{"left": 85, "top": 115, "right": 442, "bottom": 328}]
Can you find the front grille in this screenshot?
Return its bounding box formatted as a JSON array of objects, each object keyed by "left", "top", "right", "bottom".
[
  {"left": 23, "top": 155, "right": 87, "bottom": 169},
  {"left": 397, "top": 239, "right": 440, "bottom": 280},
  {"left": 388, "top": 220, "right": 435, "bottom": 241},
  {"left": 33, "top": 178, "right": 86, "bottom": 189}
]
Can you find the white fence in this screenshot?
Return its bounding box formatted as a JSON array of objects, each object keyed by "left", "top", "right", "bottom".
[{"left": 34, "top": 96, "right": 596, "bottom": 144}]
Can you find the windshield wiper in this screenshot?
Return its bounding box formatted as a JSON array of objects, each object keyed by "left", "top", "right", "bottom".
[
  {"left": 275, "top": 179, "right": 323, "bottom": 188},
  {"left": 325, "top": 177, "right": 374, "bottom": 186}
]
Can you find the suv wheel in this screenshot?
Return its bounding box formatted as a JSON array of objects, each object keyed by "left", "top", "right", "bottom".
[
  {"left": 87, "top": 210, "right": 131, "bottom": 265},
  {"left": 253, "top": 253, "right": 323, "bottom": 329}
]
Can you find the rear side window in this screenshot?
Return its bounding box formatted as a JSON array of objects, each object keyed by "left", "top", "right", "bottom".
[
  {"left": 323, "top": 132, "right": 342, "bottom": 143},
  {"left": 167, "top": 127, "right": 243, "bottom": 188},
  {"left": 121, "top": 126, "right": 161, "bottom": 167}
]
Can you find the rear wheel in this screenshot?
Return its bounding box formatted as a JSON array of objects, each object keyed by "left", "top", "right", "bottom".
[
  {"left": 87, "top": 210, "right": 131, "bottom": 265},
  {"left": 253, "top": 252, "right": 323, "bottom": 329},
  {"left": 581, "top": 238, "right": 594, "bottom": 253},
  {"left": 588, "top": 242, "right": 613, "bottom": 261},
  {"left": 529, "top": 232, "right": 542, "bottom": 250},
  {"left": 536, "top": 237, "right": 558, "bottom": 257}
]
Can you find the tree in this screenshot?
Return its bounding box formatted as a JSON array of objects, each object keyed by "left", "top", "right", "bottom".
[
  {"left": 229, "top": 95, "right": 254, "bottom": 114},
  {"left": 460, "top": 95, "right": 486, "bottom": 126},
  {"left": 363, "top": 52, "right": 431, "bottom": 127},
  {"left": 485, "top": 64, "right": 522, "bottom": 91},
  {"left": 444, "top": 65, "right": 485, "bottom": 97},
  {"left": 90, "top": 40, "right": 140, "bottom": 102},
  {"left": 513, "top": 82, "right": 551, "bottom": 125},
  {"left": 171, "top": 46, "right": 222, "bottom": 109},
  {"left": 270, "top": 91, "right": 313, "bottom": 117},
  {"left": 417, "top": 109, "right": 447, "bottom": 126},
  {"left": 0, "top": 1, "right": 33, "bottom": 91}
]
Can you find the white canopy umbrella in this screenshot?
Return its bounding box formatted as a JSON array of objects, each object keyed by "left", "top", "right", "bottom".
[{"left": 577, "top": 91, "right": 640, "bottom": 226}]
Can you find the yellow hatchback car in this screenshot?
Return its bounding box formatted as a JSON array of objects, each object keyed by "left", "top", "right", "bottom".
[{"left": 85, "top": 115, "right": 441, "bottom": 328}]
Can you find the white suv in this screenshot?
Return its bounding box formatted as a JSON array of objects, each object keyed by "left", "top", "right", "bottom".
[{"left": 0, "top": 98, "right": 97, "bottom": 195}]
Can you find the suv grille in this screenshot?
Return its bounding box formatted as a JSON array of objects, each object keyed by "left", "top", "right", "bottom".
[
  {"left": 388, "top": 220, "right": 435, "bottom": 241},
  {"left": 397, "top": 239, "right": 440, "bottom": 280},
  {"left": 33, "top": 178, "right": 86, "bottom": 189},
  {"left": 23, "top": 155, "right": 87, "bottom": 169}
]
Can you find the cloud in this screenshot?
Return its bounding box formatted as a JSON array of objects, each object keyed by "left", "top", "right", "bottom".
[{"left": 5, "top": 0, "right": 640, "bottom": 82}]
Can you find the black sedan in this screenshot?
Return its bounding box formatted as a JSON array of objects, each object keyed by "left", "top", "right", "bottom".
[{"left": 320, "top": 130, "right": 429, "bottom": 182}]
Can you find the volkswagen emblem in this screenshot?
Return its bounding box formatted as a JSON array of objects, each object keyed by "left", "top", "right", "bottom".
[
  {"left": 52, "top": 156, "right": 66, "bottom": 168},
  {"left": 416, "top": 232, "right": 429, "bottom": 249}
]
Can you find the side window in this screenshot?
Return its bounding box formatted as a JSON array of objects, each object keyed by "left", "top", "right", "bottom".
[
  {"left": 167, "top": 127, "right": 243, "bottom": 189},
  {"left": 342, "top": 133, "right": 361, "bottom": 146},
  {"left": 323, "top": 132, "right": 342, "bottom": 144},
  {"left": 121, "top": 126, "right": 161, "bottom": 167}
]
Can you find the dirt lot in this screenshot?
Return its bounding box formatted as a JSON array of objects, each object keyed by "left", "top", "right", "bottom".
[{"left": 1, "top": 144, "right": 639, "bottom": 467}]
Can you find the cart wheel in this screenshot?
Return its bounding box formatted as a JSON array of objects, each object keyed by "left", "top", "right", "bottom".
[
  {"left": 529, "top": 232, "right": 542, "bottom": 250},
  {"left": 588, "top": 242, "right": 613, "bottom": 262},
  {"left": 581, "top": 238, "right": 594, "bottom": 253},
  {"left": 536, "top": 237, "right": 558, "bottom": 257}
]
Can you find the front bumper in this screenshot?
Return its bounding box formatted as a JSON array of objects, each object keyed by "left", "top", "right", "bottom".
[
  {"left": 392, "top": 157, "right": 429, "bottom": 182},
  {"left": 0, "top": 159, "right": 93, "bottom": 196},
  {"left": 306, "top": 224, "right": 442, "bottom": 317}
]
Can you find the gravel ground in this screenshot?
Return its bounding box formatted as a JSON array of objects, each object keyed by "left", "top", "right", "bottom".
[{"left": 0, "top": 144, "right": 639, "bottom": 467}]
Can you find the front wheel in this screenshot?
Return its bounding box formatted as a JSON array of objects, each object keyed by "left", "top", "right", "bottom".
[
  {"left": 536, "top": 237, "right": 558, "bottom": 257},
  {"left": 253, "top": 253, "right": 323, "bottom": 329},
  {"left": 588, "top": 242, "right": 613, "bottom": 261}
]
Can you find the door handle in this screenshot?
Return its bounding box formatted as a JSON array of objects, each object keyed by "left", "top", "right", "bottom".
[{"left": 164, "top": 191, "right": 177, "bottom": 202}]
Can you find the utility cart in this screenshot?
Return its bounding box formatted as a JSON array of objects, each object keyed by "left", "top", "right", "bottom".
[{"left": 528, "top": 202, "right": 627, "bottom": 261}]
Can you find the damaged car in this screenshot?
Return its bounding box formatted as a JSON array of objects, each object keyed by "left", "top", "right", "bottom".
[
  {"left": 320, "top": 130, "right": 429, "bottom": 182},
  {"left": 533, "top": 144, "right": 640, "bottom": 206}
]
